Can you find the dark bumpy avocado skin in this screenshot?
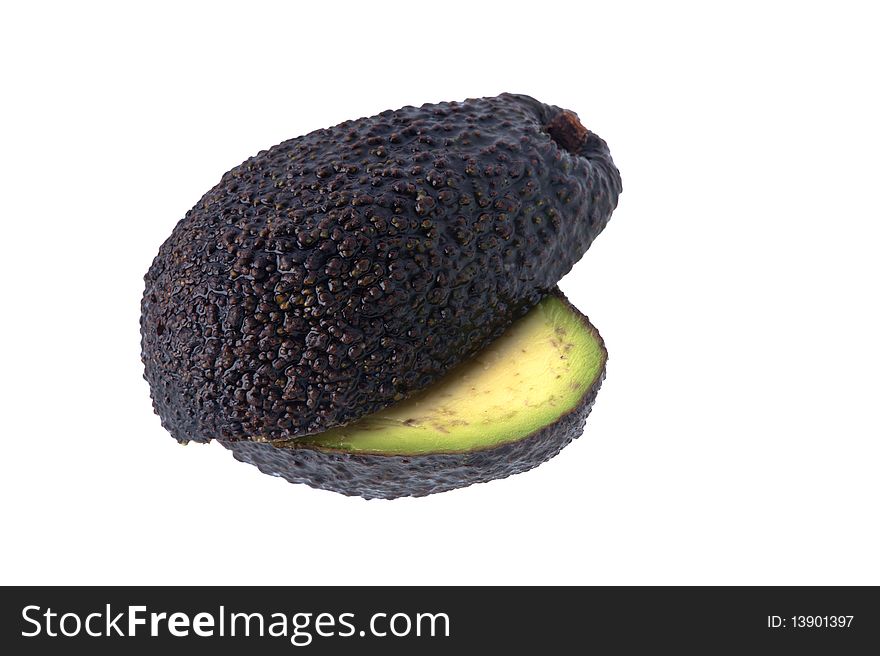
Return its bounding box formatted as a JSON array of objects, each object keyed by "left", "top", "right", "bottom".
[
  {"left": 142, "top": 94, "right": 621, "bottom": 443},
  {"left": 220, "top": 292, "right": 606, "bottom": 499}
]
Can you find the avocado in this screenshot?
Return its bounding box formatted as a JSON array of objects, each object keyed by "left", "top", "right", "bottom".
[
  {"left": 220, "top": 291, "right": 605, "bottom": 498},
  {"left": 141, "top": 94, "right": 621, "bottom": 443}
]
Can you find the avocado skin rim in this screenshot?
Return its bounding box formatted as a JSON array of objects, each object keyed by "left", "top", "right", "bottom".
[{"left": 219, "top": 291, "right": 607, "bottom": 499}]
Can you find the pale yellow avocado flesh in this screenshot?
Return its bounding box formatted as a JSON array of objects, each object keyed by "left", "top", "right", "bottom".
[{"left": 294, "top": 296, "right": 604, "bottom": 455}]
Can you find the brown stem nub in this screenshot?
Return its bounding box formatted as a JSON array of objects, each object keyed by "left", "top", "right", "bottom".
[{"left": 545, "top": 110, "right": 589, "bottom": 153}]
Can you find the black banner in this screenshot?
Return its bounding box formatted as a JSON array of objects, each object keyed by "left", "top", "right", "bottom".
[{"left": 2, "top": 587, "right": 877, "bottom": 652}]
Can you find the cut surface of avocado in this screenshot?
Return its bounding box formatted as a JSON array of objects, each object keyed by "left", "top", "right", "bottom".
[{"left": 293, "top": 296, "right": 604, "bottom": 455}]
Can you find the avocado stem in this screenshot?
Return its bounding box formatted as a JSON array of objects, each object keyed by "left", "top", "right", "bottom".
[{"left": 545, "top": 111, "right": 590, "bottom": 153}]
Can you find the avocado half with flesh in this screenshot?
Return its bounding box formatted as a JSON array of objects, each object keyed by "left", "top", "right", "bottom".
[
  {"left": 141, "top": 94, "right": 621, "bottom": 497},
  {"left": 220, "top": 291, "right": 605, "bottom": 498}
]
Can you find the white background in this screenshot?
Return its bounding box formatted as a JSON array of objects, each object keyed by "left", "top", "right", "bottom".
[{"left": 2, "top": 1, "right": 878, "bottom": 585}]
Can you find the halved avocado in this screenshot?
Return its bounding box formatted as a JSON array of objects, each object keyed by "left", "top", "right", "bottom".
[{"left": 220, "top": 291, "right": 606, "bottom": 499}]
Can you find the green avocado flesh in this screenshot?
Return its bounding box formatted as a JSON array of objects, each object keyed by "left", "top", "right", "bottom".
[{"left": 287, "top": 296, "right": 604, "bottom": 455}]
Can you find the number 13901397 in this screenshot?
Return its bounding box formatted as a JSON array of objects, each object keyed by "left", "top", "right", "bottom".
[{"left": 767, "top": 616, "right": 853, "bottom": 629}]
